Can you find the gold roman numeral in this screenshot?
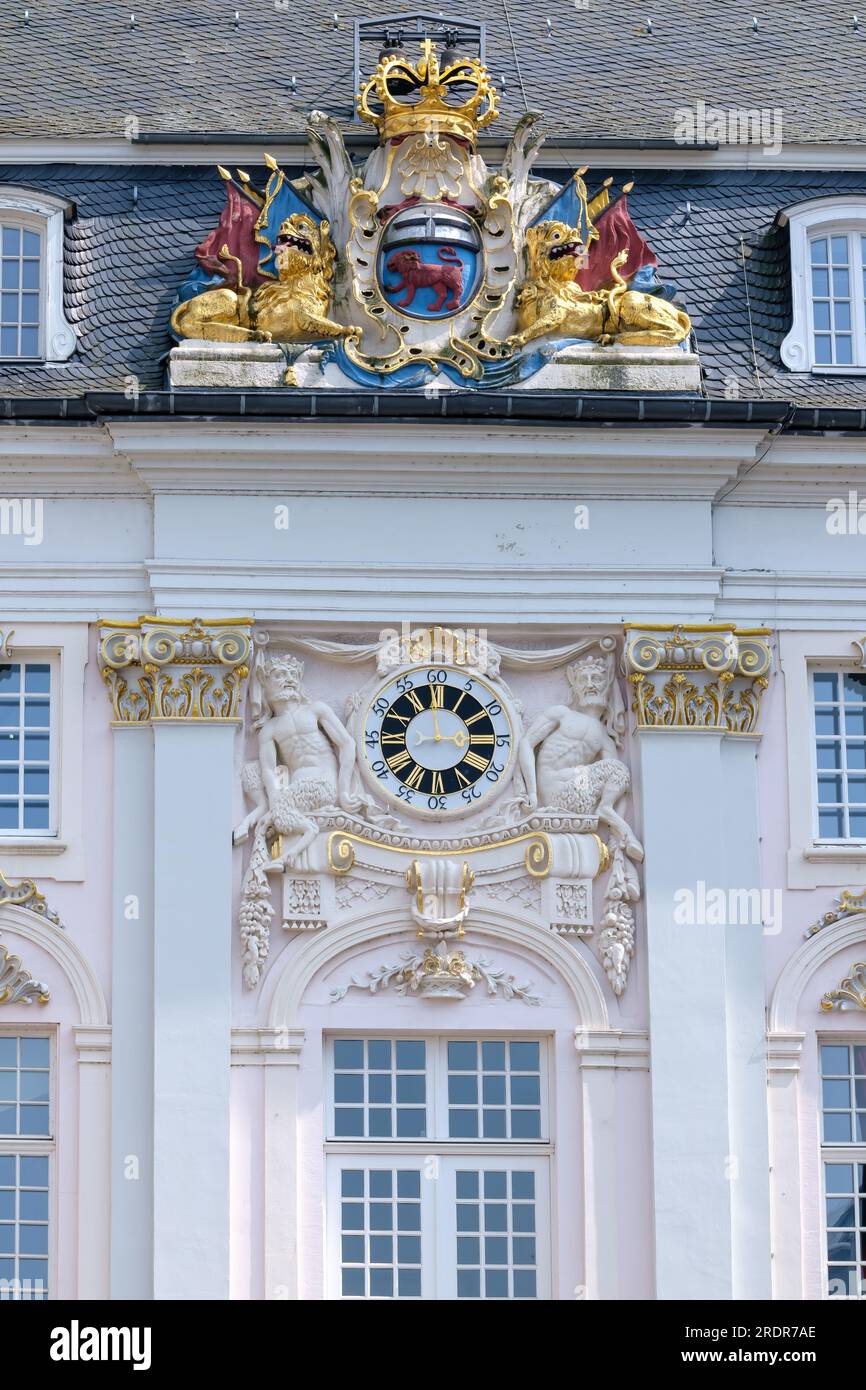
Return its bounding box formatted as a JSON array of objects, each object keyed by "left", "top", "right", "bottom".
[
  {"left": 464, "top": 710, "right": 487, "bottom": 727},
  {"left": 404, "top": 763, "right": 425, "bottom": 790},
  {"left": 429, "top": 770, "right": 444, "bottom": 795},
  {"left": 452, "top": 691, "right": 467, "bottom": 714},
  {"left": 381, "top": 733, "right": 406, "bottom": 745},
  {"left": 454, "top": 767, "right": 470, "bottom": 788},
  {"left": 429, "top": 684, "right": 444, "bottom": 709},
  {"left": 405, "top": 689, "right": 424, "bottom": 714},
  {"left": 463, "top": 751, "right": 489, "bottom": 772},
  {"left": 387, "top": 750, "right": 413, "bottom": 773},
  {"left": 470, "top": 734, "right": 495, "bottom": 745},
  {"left": 386, "top": 712, "right": 410, "bottom": 726}
]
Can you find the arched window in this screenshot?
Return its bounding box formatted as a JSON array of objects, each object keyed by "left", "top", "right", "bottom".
[
  {"left": 0, "top": 189, "right": 75, "bottom": 364},
  {"left": 780, "top": 197, "right": 866, "bottom": 374}
]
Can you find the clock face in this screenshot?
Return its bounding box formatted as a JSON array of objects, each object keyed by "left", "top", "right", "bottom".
[{"left": 361, "top": 666, "right": 514, "bottom": 817}]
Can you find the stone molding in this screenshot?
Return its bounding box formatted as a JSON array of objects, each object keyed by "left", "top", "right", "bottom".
[
  {"left": 97, "top": 615, "right": 253, "bottom": 723},
  {"left": 622, "top": 623, "right": 772, "bottom": 734}
]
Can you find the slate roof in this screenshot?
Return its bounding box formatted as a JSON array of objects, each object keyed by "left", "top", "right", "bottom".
[
  {"left": 1, "top": 1, "right": 866, "bottom": 405},
  {"left": 0, "top": 162, "right": 864, "bottom": 404},
  {"left": 0, "top": 0, "right": 864, "bottom": 144}
]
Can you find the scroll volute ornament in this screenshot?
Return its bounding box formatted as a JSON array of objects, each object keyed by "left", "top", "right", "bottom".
[
  {"left": 623, "top": 624, "right": 771, "bottom": 734},
  {"left": 97, "top": 616, "right": 253, "bottom": 722}
]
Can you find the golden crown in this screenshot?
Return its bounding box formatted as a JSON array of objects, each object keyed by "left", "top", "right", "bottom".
[{"left": 357, "top": 38, "right": 499, "bottom": 144}]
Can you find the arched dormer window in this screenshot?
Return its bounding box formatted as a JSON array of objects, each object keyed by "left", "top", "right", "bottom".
[
  {"left": 0, "top": 189, "right": 75, "bottom": 364},
  {"left": 781, "top": 197, "right": 866, "bottom": 374}
]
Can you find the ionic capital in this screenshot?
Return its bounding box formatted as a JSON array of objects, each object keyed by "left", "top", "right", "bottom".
[
  {"left": 622, "top": 623, "right": 772, "bottom": 734},
  {"left": 97, "top": 615, "right": 253, "bottom": 723}
]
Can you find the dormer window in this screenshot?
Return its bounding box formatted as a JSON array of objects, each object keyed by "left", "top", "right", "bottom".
[
  {"left": 781, "top": 196, "right": 866, "bottom": 374},
  {"left": 0, "top": 189, "right": 75, "bottom": 364}
]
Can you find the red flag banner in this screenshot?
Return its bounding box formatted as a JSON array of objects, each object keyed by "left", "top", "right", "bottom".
[
  {"left": 575, "top": 196, "right": 659, "bottom": 292},
  {"left": 194, "top": 181, "right": 263, "bottom": 289}
]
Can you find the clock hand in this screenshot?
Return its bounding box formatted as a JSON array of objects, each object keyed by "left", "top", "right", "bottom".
[{"left": 432, "top": 705, "right": 442, "bottom": 742}]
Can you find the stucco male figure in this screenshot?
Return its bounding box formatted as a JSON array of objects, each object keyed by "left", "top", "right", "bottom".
[
  {"left": 518, "top": 652, "right": 642, "bottom": 863},
  {"left": 235, "top": 652, "right": 362, "bottom": 988}
]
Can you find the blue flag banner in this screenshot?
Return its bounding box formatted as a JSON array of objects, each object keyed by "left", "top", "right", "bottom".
[
  {"left": 255, "top": 165, "right": 321, "bottom": 279},
  {"left": 531, "top": 172, "right": 596, "bottom": 244}
]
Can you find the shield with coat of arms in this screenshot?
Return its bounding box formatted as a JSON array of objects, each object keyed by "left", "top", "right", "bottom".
[{"left": 377, "top": 204, "right": 484, "bottom": 320}]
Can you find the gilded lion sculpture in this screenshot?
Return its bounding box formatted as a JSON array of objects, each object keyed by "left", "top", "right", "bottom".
[
  {"left": 508, "top": 220, "right": 691, "bottom": 350},
  {"left": 171, "top": 213, "right": 360, "bottom": 345}
]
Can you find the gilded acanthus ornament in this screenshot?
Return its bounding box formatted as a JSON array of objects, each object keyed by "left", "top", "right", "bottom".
[
  {"left": 0, "top": 942, "right": 50, "bottom": 1005},
  {"left": 0, "top": 872, "right": 63, "bottom": 928},
  {"left": 820, "top": 961, "right": 866, "bottom": 1012},
  {"left": 330, "top": 942, "right": 541, "bottom": 1005},
  {"left": 806, "top": 887, "right": 866, "bottom": 937},
  {"left": 623, "top": 624, "right": 771, "bottom": 734},
  {"left": 97, "top": 616, "right": 252, "bottom": 723}
]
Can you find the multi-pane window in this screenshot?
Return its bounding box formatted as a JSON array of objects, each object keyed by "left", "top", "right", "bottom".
[
  {"left": 0, "top": 663, "right": 51, "bottom": 833},
  {"left": 326, "top": 1036, "right": 550, "bottom": 1300},
  {"left": 821, "top": 1042, "right": 866, "bottom": 1298},
  {"left": 0, "top": 1035, "right": 51, "bottom": 1300},
  {"left": 813, "top": 670, "right": 866, "bottom": 839},
  {"left": 806, "top": 228, "right": 866, "bottom": 369},
  {"left": 0, "top": 225, "right": 41, "bottom": 360}
]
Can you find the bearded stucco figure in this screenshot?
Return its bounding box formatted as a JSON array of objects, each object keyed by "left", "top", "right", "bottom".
[{"left": 518, "top": 652, "right": 642, "bottom": 862}]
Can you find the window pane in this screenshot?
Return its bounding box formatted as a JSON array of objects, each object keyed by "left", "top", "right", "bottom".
[
  {"left": 332, "top": 1038, "right": 426, "bottom": 1140},
  {"left": 0, "top": 1153, "right": 49, "bottom": 1298},
  {"left": 455, "top": 1169, "right": 539, "bottom": 1300},
  {"left": 810, "top": 237, "right": 828, "bottom": 264},
  {"left": 21, "top": 230, "right": 40, "bottom": 257},
  {"left": 447, "top": 1039, "right": 543, "bottom": 1140}
]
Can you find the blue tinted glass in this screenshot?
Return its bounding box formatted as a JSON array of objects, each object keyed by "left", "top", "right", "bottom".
[
  {"left": 509, "top": 1042, "right": 540, "bottom": 1072},
  {"left": 21, "top": 230, "right": 39, "bottom": 257},
  {"left": 0, "top": 326, "right": 18, "bottom": 356},
  {"left": 396, "top": 1170, "right": 420, "bottom": 1199},
  {"left": 484, "top": 1203, "right": 508, "bottom": 1233},
  {"left": 19, "top": 1190, "right": 48, "bottom": 1222},
  {"left": 368, "top": 1170, "right": 391, "bottom": 1198},
  {"left": 397, "top": 1235, "right": 421, "bottom": 1262},
  {"left": 369, "top": 1235, "right": 392, "bottom": 1263},
  {"left": 457, "top": 1268, "right": 481, "bottom": 1298},
  {"left": 482, "top": 1074, "right": 506, "bottom": 1105},
  {"left": 823, "top": 1045, "right": 851, "bottom": 1075},
  {"left": 21, "top": 260, "right": 38, "bottom": 291},
  {"left": 511, "top": 1109, "right": 541, "bottom": 1139},
  {"left": 481, "top": 1040, "right": 506, "bottom": 1071},
  {"left": 395, "top": 1073, "right": 425, "bottom": 1104},
  {"left": 513, "top": 1236, "right": 536, "bottom": 1264},
  {"left": 448, "top": 1074, "right": 476, "bottom": 1105},
  {"left": 23, "top": 733, "right": 49, "bottom": 760},
  {"left": 19, "top": 1072, "right": 48, "bottom": 1102},
  {"left": 482, "top": 1108, "right": 507, "bottom": 1138},
  {"left": 823, "top": 1078, "right": 850, "bottom": 1108},
  {"left": 811, "top": 238, "right": 828, "bottom": 264},
  {"left": 19, "top": 1105, "right": 49, "bottom": 1137},
  {"left": 19, "top": 1156, "right": 47, "bottom": 1187},
  {"left": 828, "top": 1229, "right": 857, "bottom": 1261},
  {"left": 341, "top": 1234, "right": 364, "bottom": 1263},
  {"left": 369, "top": 1267, "right": 392, "bottom": 1297},
  {"left": 334, "top": 1107, "right": 364, "bottom": 1137},
  {"left": 812, "top": 267, "right": 830, "bottom": 296},
  {"left": 0, "top": 1155, "right": 14, "bottom": 1186},
  {"left": 0, "top": 667, "right": 19, "bottom": 693},
  {"left": 448, "top": 1041, "right": 476, "bottom": 1071},
  {"left": 456, "top": 1170, "right": 479, "bottom": 1200},
  {"left": 395, "top": 1040, "right": 425, "bottom": 1070},
  {"left": 333, "top": 1039, "right": 363, "bottom": 1070},
  {"left": 814, "top": 335, "right": 832, "bottom": 364},
  {"left": 334, "top": 1073, "right": 363, "bottom": 1104},
  {"left": 449, "top": 1108, "right": 477, "bottom": 1139},
  {"left": 22, "top": 770, "right": 48, "bottom": 795},
  {"left": 0, "top": 703, "right": 19, "bottom": 727},
  {"left": 396, "top": 1202, "right": 421, "bottom": 1232},
  {"left": 456, "top": 1203, "right": 479, "bottom": 1232},
  {"left": 826, "top": 1197, "right": 855, "bottom": 1228},
  {"left": 0, "top": 1038, "right": 16, "bottom": 1067},
  {"left": 367, "top": 1040, "right": 391, "bottom": 1070},
  {"left": 513, "top": 1269, "right": 537, "bottom": 1298},
  {"left": 341, "top": 1202, "right": 364, "bottom": 1231},
  {"left": 819, "top": 810, "right": 844, "bottom": 837},
  {"left": 0, "top": 1191, "right": 13, "bottom": 1220},
  {"left": 485, "top": 1269, "right": 508, "bottom": 1298},
  {"left": 845, "top": 743, "right": 866, "bottom": 769},
  {"left": 457, "top": 1236, "right": 480, "bottom": 1264},
  {"left": 367, "top": 1073, "right": 391, "bottom": 1103},
  {"left": 484, "top": 1235, "right": 508, "bottom": 1265},
  {"left": 22, "top": 802, "right": 50, "bottom": 830},
  {"left": 0, "top": 769, "right": 18, "bottom": 795},
  {"left": 341, "top": 1169, "right": 364, "bottom": 1198},
  {"left": 19, "top": 326, "right": 39, "bottom": 357},
  {"left": 23, "top": 700, "right": 49, "bottom": 728},
  {"left": 368, "top": 1108, "right": 391, "bottom": 1138},
  {"left": 342, "top": 1267, "right": 365, "bottom": 1296},
  {"left": 394, "top": 1108, "right": 425, "bottom": 1138},
  {"left": 824, "top": 1112, "right": 853, "bottom": 1142},
  {"left": 19, "top": 1039, "right": 48, "bottom": 1068},
  {"left": 826, "top": 1163, "right": 855, "bottom": 1193},
  {"left": 512, "top": 1204, "right": 536, "bottom": 1233},
  {"left": 19, "top": 1225, "right": 47, "bottom": 1256},
  {"left": 484, "top": 1171, "right": 507, "bottom": 1199},
  {"left": 510, "top": 1074, "right": 541, "bottom": 1106},
  {"left": 397, "top": 1268, "right": 421, "bottom": 1297}
]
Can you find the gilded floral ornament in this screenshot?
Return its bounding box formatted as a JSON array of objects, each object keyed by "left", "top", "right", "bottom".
[
  {"left": 0, "top": 872, "right": 63, "bottom": 928},
  {"left": 820, "top": 961, "right": 866, "bottom": 1012},
  {"left": 330, "top": 942, "right": 541, "bottom": 1004},
  {"left": 98, "top": 616, "right": 252, "bottom": 723},
  {"left": 0, "top": 942, "right": 50, "bottom": 1005},
  {"left": 806, "top": 887, "right": 866, "bottom": 937},
  {"left": 623, "top": 624, "right": 771, "bottom": 734}
]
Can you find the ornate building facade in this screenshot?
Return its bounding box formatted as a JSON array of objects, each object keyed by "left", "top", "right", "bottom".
[{"left": 0, "top": 3, "right": 865, "bottom": 1302}]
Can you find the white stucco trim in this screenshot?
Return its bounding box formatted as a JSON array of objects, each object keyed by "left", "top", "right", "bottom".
[
  {"left": 264, "top": 906, "right": 610, "bottom": 1033},
  {"left": 779, "top": 630, "right": 866, "bottom": 889},
  {"left": 769, "top": 912, "right": 866, "bottom": 1035},
  {"left": 780, "top": 196, "right": 866, "bottom": 374},
  {"left": 0, "top": 623, "right": 88, "bottom": 880},
  {"left": 0, "top": 902, "right": 107, "bottom": 1025},
  {"left": 0, "top": 186, "right": 76, "bottom": 362},
  {"left": 0, "top": 902, "right": 109, "bottom": 1298}
]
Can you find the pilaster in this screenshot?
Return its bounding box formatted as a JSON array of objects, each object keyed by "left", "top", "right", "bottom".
[
  {"left": 622, "top": 623, "right": 773, "bottom": 1300},
  {"left": 98, "top": 615, "right": 252, "bottom": 1300}
]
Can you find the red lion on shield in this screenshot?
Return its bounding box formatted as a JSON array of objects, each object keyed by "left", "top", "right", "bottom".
[{"left": 385, "top": 245, "right": 464, "bottom": 313}]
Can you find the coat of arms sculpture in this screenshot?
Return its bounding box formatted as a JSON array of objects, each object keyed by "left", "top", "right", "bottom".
[{"left": 170, "top": 39, "right": 694, "bottom": 390}]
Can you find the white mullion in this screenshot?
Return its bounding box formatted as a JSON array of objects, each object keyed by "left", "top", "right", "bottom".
[{"left": 852, "top": 230, "right": 866, "bottom": 365}]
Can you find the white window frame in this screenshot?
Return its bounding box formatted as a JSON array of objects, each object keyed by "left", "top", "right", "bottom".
[
  {"left": 779, "top": 632, "right": 866, "bottom": 888},
  {"left": 0, "top": 655, "right": 56, "bottom": 838},
  {"left": 0, "top": 624, "right": 87, "bottom": 880},
  {"left": 781, "top": 196, "right": 866, "bottom": 375},
  {"left": 0, "top": 189, "right": 75, "bottom": 364},
  {"left": 810, "top": 666, "right": 866, "bottom": 843},
  {"left": 324, "top": 1033, "right": 553, "bottom": 1301},
  {"left": 0, "top": 1025, "right": 56, "bottom": 1301},
  {"left": 818, "top": 1037, "right": 866, "bottom": 1300}
]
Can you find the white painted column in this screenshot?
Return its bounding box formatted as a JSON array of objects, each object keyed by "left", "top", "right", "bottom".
[
  {"left": 108, "top": 724, "right": 154, "bottom": 1300},
  {"left": 261, "top": 1030, "right": 305, "bottom": 1301},
  {"left": 625, "top": 625, "right": 774, "bottom": 1301},
  {"left": 721, "top": 735, "right": 772, "bottom": 1300},
  {"left": 767, "top": 1033, "right": 805, "bottom": 1298},
  {"left": 74, "top": 1025, "right": 112, "bottom": 1298},
  {"left": 98, "top": 617, "right": 252, "bottom": 1302},
  {"left": 579, "top": 1030, "right": 651, "bottom": 1300},
  {"left": 639, "top": 729, "right": 734, "bottom": 1299},
  {"left": 152, "top": 721, "right": 236, "bottom": 1300}
]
